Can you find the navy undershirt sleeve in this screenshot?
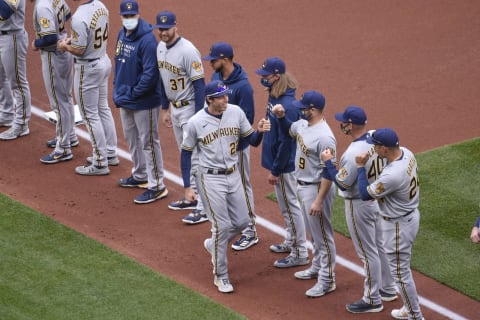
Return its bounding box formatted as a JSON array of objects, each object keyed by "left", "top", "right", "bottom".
[
  {"left": 0, "top": 1, "right": 14, "bottom": 20},
  {"left": 357, "top": 167, "right": 374, "bottom": 200},
  {"left": 192, "top": 78, "right": 205, "bottom": 113},
  {"left": 246, "top": 131, "right": 263, "bottom": 147},
  {"left": 180, "top": 149, "right": 193, "bottom": 188},
  {"left": 475, "top": 216, "right": 480, "bottom": 228},
  {"left": 34, "top": 34, "right": 58, "bottom": 48}
]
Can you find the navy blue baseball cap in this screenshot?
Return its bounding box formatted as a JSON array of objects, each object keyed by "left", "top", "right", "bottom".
[
  {"left": 205, "top": 80, "right": 232, "bottom": 98},
  {"left": 255, "top": 57, "right": 286, "bottom": 76},
  {"left": 335, "top": 106, "right": 367, "bottom": 125},
  {"left": 293, "top": 90, "right": 326, "bottom": 110},
  {"left": 367, "top": 128, "right": 399, "bottom": 147},
  {"left": 203, "top": 42, "right": 234, "bottom": 61},
  {"left": 154, "top": 11, "right": 176, "bottom": 29},
  {"left": 120, "top": 0, "right": 139, "bottom": 15}
]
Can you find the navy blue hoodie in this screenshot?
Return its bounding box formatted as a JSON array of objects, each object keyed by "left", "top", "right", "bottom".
[
  {"left": 261, "top": 88, "right": 300, "bottom": 176},
  {"left": 211, "top": 63, "right": 254, "bottom": 151},
  {"left": 113, "top": 18, "right": 166, "bottom": 110}
]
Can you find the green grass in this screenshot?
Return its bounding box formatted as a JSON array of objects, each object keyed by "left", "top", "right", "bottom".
[
  {"left": 0, "top": 196, "right": 246, "bottom": 320},
  {"left": 268, "top": 138, "right": 480, "bottom": 301}
]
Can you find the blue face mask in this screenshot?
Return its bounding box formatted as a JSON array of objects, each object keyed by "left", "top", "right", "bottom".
[
  {"left": 122, "top": 17, "right": 139, "bottom": 31},
  {"left": 260, "top": 78, "right": 272, "bottom": 88}
]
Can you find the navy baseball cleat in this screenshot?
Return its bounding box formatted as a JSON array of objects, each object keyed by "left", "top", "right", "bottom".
[
  {"left": 182, "top": 209, "right": 208, "bottom": 224},
  {"left": 346, "top": 299, "right": 383, "bottom": 313},
  {"left": 168, "top": 198, "right": 198, "bottom": 210},
  {"left": 231, "top": 234, "right": 259, "bottom": 251},
  {"left": 40, "top": 151, "right": 73, "bottom": 164},
  {"left": 134, "top": 188, "right": 168, "bottom": 204},
  {"left": 118, "top": 176, "right": 148, "bottom": 188}
]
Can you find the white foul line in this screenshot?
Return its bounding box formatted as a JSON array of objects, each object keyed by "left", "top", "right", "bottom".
[{"left": 31, "top": 106, "right": 469, "bottom": 320}]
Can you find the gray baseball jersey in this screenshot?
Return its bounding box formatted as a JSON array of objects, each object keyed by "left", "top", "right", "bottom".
[
  {"left": 364, "top": 146, "right": 423, "bottom": 319},
  {"left": 334, "top": 135, "right": 396, "bottom": 305},
  {"left": 181, "top": 103, "right": 252, "bottom": 279},
  {"left": 33, "top": 0, "right": 76, "bottom": 152},
  {"left": 70, "top": 0, "right": 108, "bottom": 60},
  {"left": 157, "top": 37, "right": 205, "bottom": 146},
  {"left": 290, "top": 118, "right": 336, "bottom": 285},
  {"left": 367, "top": 147, "right": 419, "bottom": 218},
  {"left": 71, "top": 0, "right": 117, "bottom": 167}
]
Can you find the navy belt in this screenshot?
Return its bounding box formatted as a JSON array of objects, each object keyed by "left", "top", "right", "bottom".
[
  {"left": 382, "top": 209, "right": 415, "bottom": 221},
  {"left": 297, "top": 180, "right": 319, "bottom": 186},
  {"left": 206, "top": 166, "right": 235, "bottom": 175},
  {"left": 171, "top": 100, "right": 190, "bottom": 108},
  {"left": 74, "top": 58, "right": 100, "bottom": 63},
  {"left": 0, "top": 30, "right": 10, "bottom": 35}
]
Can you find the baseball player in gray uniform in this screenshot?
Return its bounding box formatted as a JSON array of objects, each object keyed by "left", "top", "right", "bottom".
[
  {"left": 155, "top": 10, "right": 207, "bottom": 223},
  {"left": 32, "top": 0, "right": 78, "bottom": 164},
  {"left": 272, "top": 90, "right": 337, "bottom": 298},
  {"left": 57, "top": 0, "right": 118, "bottom": 175},
  {"left": 321, "top": 106, "right": 398, "bottom": 313},
  {"left": 355, "top": 128, "right": 424, "bottom": 320},
  {"left": 0, "top": 59, "right": 14, "bottom": 126},
  {"left": 181, "top": 80, "right": 268, "bottom": 293},
  {"left": 0, "top": 0, "right": 32, "bottom": 140}
]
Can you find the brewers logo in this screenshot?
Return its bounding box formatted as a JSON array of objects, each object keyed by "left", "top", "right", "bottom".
[
  {"left": 192, "top": 61, "right": 202, "bottom": 72},
  {"left": 338, "top": 167, "right": 348, "bottom": 180},
  {"left": 375, "top": 182, "right": 385, "bottom": 195},
  {"left": 40, "top": 18, "right": 50, "bottom": 29},
  {"left": 71, "top": 30, "right": 79, "bottom": 42}
]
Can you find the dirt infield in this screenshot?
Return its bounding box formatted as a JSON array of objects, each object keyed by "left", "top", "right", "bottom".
[{"left": 1, "top": 1, "right": 479, "bottom": 319}]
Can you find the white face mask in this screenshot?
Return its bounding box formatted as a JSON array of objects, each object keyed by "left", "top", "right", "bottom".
[{"left": 122, "top": 17, "right": 139, "bottom": 31}]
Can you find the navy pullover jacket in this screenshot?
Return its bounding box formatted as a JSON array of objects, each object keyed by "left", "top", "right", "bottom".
[
  {"left": 211, "top": 63, "right": 255, "bottom": 151},
  {"left": 261, "top": 88, "right": 300, "bottom": 176},
  {"left": 113, "top": 18, "right": 167, "bottom": 110}
]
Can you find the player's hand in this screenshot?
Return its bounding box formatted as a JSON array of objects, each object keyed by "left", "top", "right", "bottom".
[
  {"left": 321, "top": 148, "right": 334, "bottom": 162},
  {"left": 470, "top": 226, "right": 480, "bottom": 244},
  {"left": 57, "top": 38, "right": 67, "bottom": 52},
  {"left": 161, "top": 109, "right": 173, "bottom": 128},
  {"left": 258, "top": 118, "right": 271, "bottom": 132},
  {"left": 31, "top": 40, "right": 39, "bottom": 51},
  {"left": 184, "top": 187, "right": 197, "bottom": 203},
  {"left": 355, "top": 152, "right": 369, "bottom": 167},
  {"left": 267, "top": 173, "right": 278, "bottom": 186},
  {"left": 310, "top": 198, "right": 324, "bottom": 216},
  {"left": 271, "top": 104, "right": 285, "bottom": 118}
]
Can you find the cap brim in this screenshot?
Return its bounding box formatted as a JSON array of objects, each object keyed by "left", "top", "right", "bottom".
[
  {"left": 334, "top": 112, "right": 347, "bottom": 122},
  {"left": 207, "top": 89, "right": 232, "bottom": 98},
  {"left": 120, "top": 10, "right": 138, "bottom": 15},
  {"left": 154, "top": 24, "right": 175, "bottom": 29},
  {"left": 255, "top": 69, "right": 271, "bottom": 76},
  {"left": 202, "top": 55, "right": 218, "bottom": 61}
]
